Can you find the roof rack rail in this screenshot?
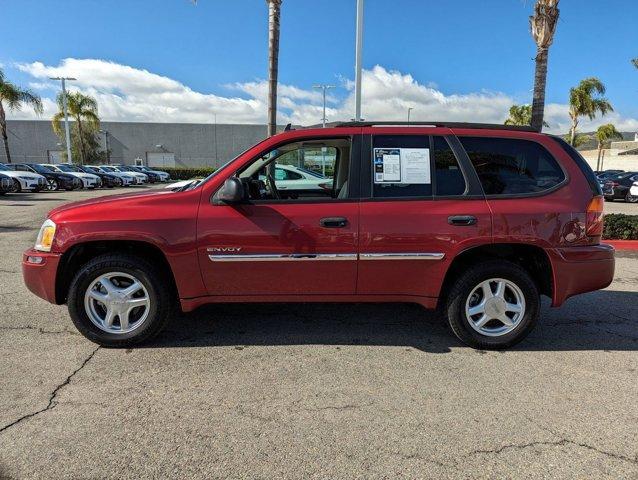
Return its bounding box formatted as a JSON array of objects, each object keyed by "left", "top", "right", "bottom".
[{"left": 303, "top": 121, "right": 539, "bottom": 133}]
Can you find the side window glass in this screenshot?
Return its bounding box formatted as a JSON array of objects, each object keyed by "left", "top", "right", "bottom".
[
  {"left": 238, "top": 140, "right": 350, "bottom": 201},
  {"left": 459, "top": 137, "right": 566, "bottom": 195},
  {"left": 372, "top": 135, "right": 432, "bottom": 198},
  {"left": 433, "top": 136, "right": 466, "bottom": 196}
]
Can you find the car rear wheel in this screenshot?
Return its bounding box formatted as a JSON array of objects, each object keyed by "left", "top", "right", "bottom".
[
  {"left": 67, "top": 254, "right": 173, "bottom": 347},
  {"left": 11, "top": 179, "right": 21, "bottom": 193},
  {"left": 46, "top": 178, "right": 59, "bottom": 191},
  {"left": 444, "top": 260, "right": 539, "bottom": 349},
  {"left": 625, "top": 191, "right": 638, "bottom": 203}
]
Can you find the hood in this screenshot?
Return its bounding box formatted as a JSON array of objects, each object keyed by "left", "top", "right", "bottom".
[
  {"left": 69, "top": 172, "right": 100, "bottom": 180},
  {"left": 48, "top": 188, "right": 177, "bottom": 217},
  {"left": 0, "top": 170, "right": 44, "bottom": 180}
]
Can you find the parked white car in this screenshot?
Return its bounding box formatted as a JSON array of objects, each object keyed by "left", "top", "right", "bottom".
[
  {"left": 165, "top": 179, "right": 202, "bottom": 190},
  {"left": 0, "top": 163, "right": 47, "bottom": 192},
  {"left": 262, "top": 164, "right": 331, "bottom": 192},
  {"left": 91, "top": 166, "right": 137, "bottom": 186},
  {"left": 97, "top": 166, "right": 142, "bottom": 185},
  {"left": 104, "top": 166, "right": 149, "bottom": 184},
  {"left": 630, "top": 180, "right": 638, "bottom": 199},
  {"left": 40, "top": 164, "right": 102, "bottom": 189},
  {"left": 137, "top": 165, "right": 171, "bottom": 182}
]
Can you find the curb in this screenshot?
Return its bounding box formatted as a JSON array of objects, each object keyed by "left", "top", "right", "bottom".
[{"left": 604, "top": 240, "right": 638, "bottom": 251}]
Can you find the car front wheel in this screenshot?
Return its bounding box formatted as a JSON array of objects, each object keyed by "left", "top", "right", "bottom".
[
  {"left": 444, "top": 260, "right": 539, "bottom": 350},
  {"left": 46, "top": 178, "right": 59, "bottom": 191},
  {"left": 67, "top": 254, "right": 173, "bottom": 347}
]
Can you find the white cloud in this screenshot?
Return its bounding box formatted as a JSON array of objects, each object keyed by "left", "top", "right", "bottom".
[{"left": 9, "top": 58, "right": 638, "bottom": 134}]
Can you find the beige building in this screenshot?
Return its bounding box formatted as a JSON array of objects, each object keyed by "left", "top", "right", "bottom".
[{"left": 580, "top": 133, "right": 638, "bottom": 172}]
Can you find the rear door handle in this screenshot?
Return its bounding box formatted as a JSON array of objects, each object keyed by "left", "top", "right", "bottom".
[
  {"left": 320, "top": 217, "right": 349, "bottom": 228},
  {"left": 448, "top": 215, "right": 477, "bottom": 226}
]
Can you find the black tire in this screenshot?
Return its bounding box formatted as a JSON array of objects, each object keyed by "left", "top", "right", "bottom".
[
  {"left": 625, "top": 192, "right": 638, "bottom": 203},
  {"left": 67, "top": 254, "right": 174, "bottom": 347},
  {"left": 12, "top": 179, "right": 21, "bottom": 193},
  {"left": 444, "top": 260, "right": 540, "bottom": 350},
  {"left": 46, "top": 178, "right": 59, "bottom": 191}
]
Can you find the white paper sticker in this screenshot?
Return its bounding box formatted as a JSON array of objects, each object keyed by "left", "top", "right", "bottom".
[{"left": 373, "top": 147, "right": 430, "bottom": 184}]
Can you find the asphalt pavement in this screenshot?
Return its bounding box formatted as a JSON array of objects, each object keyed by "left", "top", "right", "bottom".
[{"left": 1, "top": 187, "right": 637, "bottom": 479}]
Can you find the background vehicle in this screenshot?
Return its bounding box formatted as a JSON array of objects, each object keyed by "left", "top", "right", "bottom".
[
  {"left": 4, "top": 163, "right": 81, "bottom": 191},
  {"left": 123, "top": 165, "right": 162, "bottom": 183},
  {"left": 108, "top": 165, "right": 149, "bottom": 184},
  {"left": 136, "top": 165, "right": 171, "bottom": 182},
  {"left": 90, "top": 166, "right": 136, "bottom": 186},
  {"left": 0, "top": 163, "right": 46, "bottom": 192},
  {"left": 99, "top": 165, "right": 146, "bottom": 184},
  {"left": 258, "top": 164, "right": 331, "bottom": 195},
  {"left": 596, "top": 170, "right": 625, "bottom": 190},
  {"left": 40, "top": 164, "right": 102, "bottom": 189},
  {"left": 0, "top": 173, "right": 12, "bottom": 194},
  {"left": 630, "top": 180, "right": 638, "bottom": 199},
  {"left": 23, "top": 122, "right": 614, "bottom": 350},
  {"left": 77, "top": 165, "right": 123, "bottom": 188},
  {"left": 165, "top": 178, "right": 202, "bottom": 190},
  {"left": 602, "top": 172, "right": 638, "bottom": 203}
]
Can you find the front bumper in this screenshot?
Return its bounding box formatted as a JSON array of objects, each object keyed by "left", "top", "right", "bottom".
[
  {"left": 22, "top": 249, "right": 62, "bottom": 304},
  {"left": 548, "top": 244, "right": 615, "bottom": 306}
]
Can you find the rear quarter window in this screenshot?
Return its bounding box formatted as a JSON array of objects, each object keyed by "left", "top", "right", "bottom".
[{"left": 459, "top": 137, "right": 566, "bottom": 195}]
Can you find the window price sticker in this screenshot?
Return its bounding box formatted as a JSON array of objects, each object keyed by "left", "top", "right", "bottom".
[{"left": 373, "top": 148, "right": 430, "bottom": 184}]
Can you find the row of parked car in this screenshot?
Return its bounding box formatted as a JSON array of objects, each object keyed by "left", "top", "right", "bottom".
[
  {"left": 595, "top": 169, "right": 638, "bottom": 203},
  {"left": 0, "top": 163, "right": 171, "bottom": 194}
]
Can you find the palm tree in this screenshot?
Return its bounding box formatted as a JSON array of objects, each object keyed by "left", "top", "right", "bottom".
[
  {"left": 529, "top": 0, "right": 560, "bottom": 132},
  {"left": 632, "top": 58, "right": 638, "bottom": 69},
  {"left": 52, "top": 91, "right": 99, "bottom": 164},
  {"left": 0, "top": 68, "right": 43, "bottom": 163},
  {"left": 595, "top": 124, "right": 623, "bottom": 170},
  {"left": 568, "top": 77, "right": 613, "bottom": 146},
  {"left": 266, "top": 0, "right": 282, "bottom": 137},
  {"left": 504, "top": 104, "right": 549, "bottom": 127}
]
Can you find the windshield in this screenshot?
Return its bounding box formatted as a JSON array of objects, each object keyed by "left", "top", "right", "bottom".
[
  {"left": 27, "top": 164, "right": 48, "bottom": 174},
  {"left": 83, "top": 166, "right": 99, "bottom": 173},
  {"left": 100, "top": 166, "right": 116, "bottom": 172},
  {"left": 55, "top": 164, "right": 77, "bottom": 172},
  {"left": 0, "top": 164, "right": 9, "bottom": 171}
]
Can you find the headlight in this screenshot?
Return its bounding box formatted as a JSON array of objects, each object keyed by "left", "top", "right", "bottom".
[
  {"left": 18, "top": 176, "right": 32, "bottom": 180},
  {"left": 35, "top": 219, "right": 57, "bottom": 252}
]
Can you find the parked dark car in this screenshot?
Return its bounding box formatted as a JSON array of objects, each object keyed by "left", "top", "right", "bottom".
[
  {"left": 5, "top": 163, "right": 82, "bottom": 191},
  {"left": 602, "top": 172, "right": 638, "bottom": 202},
  {"left": 0, "top": 173, "right": 12, "bottom": 194},
  {"left": 78, "top": 165, "right": 123, "bottom": 188}
]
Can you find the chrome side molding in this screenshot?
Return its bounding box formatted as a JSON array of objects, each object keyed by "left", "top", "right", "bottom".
[
  {"left": 359, "top": 252, "right": 445, "bottom": 261},
  {"left": 208, "top": 252, "right": 444, "bottom": 262},
  {"left": 208, "top": 253, "right": 358, "bottom": 262}
]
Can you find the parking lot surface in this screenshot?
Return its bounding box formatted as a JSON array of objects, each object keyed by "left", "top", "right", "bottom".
[{"left": 1, "top": 188, "right": 637, "bottom": 479}]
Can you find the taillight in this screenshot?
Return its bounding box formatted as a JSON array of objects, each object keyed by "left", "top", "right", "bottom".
[{"left": 586, "top": 196, "right": 604, "bottom": 237}]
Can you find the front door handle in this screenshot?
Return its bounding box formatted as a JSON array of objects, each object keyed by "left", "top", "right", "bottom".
[
  {"left": 448, "top": 215, "right": 477, "bottom": 226},
  {"left": 320, "top": 217, "right": 349, "bottom": 228}
]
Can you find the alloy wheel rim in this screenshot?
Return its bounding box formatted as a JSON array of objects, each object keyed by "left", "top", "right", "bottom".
[
  {"left": 465, "top": 278, "right": 526, "bottom": 337},
  {"left": 47, "top": 179, "right": 58, "bottom": 191},
  {"left": 84, "top": 272, "right": 151, "bottom": 334}
]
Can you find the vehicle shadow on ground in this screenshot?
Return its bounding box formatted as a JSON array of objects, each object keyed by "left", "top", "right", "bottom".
[
  {"left": 147, "top": 290, "right": 638, "bottom": 353},
  {"left": 0, "top": 194, "right": 68, "bottom": 202}
]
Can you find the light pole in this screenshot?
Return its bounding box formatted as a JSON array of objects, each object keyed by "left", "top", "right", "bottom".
[
  {"left": 354, "top": 0, "right": 364, "bottom": 122},
  {"left": 313, "top": 84, "right": 336, "bottom": 127},
  {"left": 99, "top": 129, "right": 110, "bottom": 164},
  {"left": 213, "top": 113, "right": 218, "bottom": 166},
  {"left": 49, "top": 77, "right": 76, "bottom": 163},
  {"left": 407, "top": 107, "right": 414, "bottom": 123}
]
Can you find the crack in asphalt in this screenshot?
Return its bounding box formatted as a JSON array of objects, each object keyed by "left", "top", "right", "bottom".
[
  {"left": 470, "top": 438, "right": 638, "bottom": 466},
  {"left": 0, "top": 346, "right": 100, "bottom": 434},
  {"left": 0, "top": 325, "right": 79, "bottom": 335}
]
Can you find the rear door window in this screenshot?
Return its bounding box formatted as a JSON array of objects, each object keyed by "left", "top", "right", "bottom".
[
  {"left": 459, "top": 137, "right": 565, "bottom": 195},
  {"left": 371, "top": 135, "right": 466, "bottom": 198}
]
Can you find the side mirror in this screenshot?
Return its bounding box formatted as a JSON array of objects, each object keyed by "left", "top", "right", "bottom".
[{"left": 214, "top": 177, "right": 245, "bottom": 204}]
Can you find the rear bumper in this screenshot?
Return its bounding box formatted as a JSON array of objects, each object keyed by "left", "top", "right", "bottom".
[
  {"left": 548, "top": 244, "right": 615, "bottom": 307},
  {"left": 22, "top": 250, "right": 61, "bottom": 304}
]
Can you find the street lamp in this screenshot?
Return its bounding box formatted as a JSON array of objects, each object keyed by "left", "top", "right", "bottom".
[
  {"left": 407, "top": 107, "right": 414, "bottom": 123},
  {"left": 49, "top": 77, "right": 76, "bottom": 163},
  {"left": 99, "top": 129, "right": 110, "bottom": 164},
  {"left": 354, "top": 0, "right": 364, "bottom": 122},
  {"left": 312, "top": 85, "right": 336, "bottom": 127}
]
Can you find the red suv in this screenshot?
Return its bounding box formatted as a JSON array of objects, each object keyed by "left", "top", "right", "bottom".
[{"left": 22, "top": 122, "right": 614, "bottom": 349}]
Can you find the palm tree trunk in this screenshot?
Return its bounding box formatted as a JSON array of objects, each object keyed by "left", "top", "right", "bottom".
[
  {"left": 530, "top": 47, "right": 548, "bottom": 132},
  {"left": 266, "top": 0, "right": 282, "bottom": 138},
  {"left": 596, "top": 144, "right": 602, "bottom": 171},
  {"left": 569, "top": 115, "right": 578, "bottom": 146},
  {"left": 0, "top": 102, "right": 11, "bottom": 163}
]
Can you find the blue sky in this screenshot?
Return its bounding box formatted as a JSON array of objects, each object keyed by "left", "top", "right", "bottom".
[{"left": 2, "top": 0, "right": 638, "bottom": 132}]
